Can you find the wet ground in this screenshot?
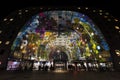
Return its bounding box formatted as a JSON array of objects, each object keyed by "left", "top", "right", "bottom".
[{"left": 0, "top": 70, "right": 120, "bottom": 80}]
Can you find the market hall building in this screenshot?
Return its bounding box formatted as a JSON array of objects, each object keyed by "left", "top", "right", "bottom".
[{"left": 0, "top": 6, "right": 120, "bottom": 71}]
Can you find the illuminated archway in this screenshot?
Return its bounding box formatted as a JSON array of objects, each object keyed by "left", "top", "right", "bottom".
[{"left": 11, "top": 11, "right": 110, "bottom": 62}]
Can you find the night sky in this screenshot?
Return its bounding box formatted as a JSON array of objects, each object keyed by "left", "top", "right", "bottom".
[{"left": 0, "top": 0, "right": 120, "bottom": 20}]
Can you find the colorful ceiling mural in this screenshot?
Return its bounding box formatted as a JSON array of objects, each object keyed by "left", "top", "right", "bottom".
[{"left": 11, "top": 11, "right": 110, "bottom": 62}]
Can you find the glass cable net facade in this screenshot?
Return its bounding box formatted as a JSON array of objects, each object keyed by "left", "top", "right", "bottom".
[{"left": 11, "top": 11, "right": 111, "bottom": 62}]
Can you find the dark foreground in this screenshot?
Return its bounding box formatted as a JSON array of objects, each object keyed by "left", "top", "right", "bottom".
[{"left": 0, "top": 70, "right": 120, "bottom": 80}]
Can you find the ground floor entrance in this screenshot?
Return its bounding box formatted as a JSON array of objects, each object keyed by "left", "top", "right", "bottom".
[
  {"left": 6, "top": 59, "right": 114, "bottom": 72},
  {"left": 53, "top": 60, "right": 67, "bottom": 70}
]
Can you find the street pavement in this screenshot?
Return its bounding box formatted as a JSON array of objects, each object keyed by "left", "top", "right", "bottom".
[{"left": 0, "top": 70, "right": 120, "bottom": 80}]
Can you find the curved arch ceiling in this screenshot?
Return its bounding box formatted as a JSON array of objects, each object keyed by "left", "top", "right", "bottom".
[{"left": 11, "top": 11, "right": 110, "bottom": 62}]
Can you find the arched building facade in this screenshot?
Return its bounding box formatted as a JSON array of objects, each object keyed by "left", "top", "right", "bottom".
[
  {"left": 11, "top": 11, "right": 110, "bottom": 62},
  {"left": 0, "top": 7, "right": 120, "bottom": 71}
]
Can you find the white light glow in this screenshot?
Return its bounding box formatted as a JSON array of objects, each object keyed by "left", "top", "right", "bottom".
[
  {"left": 97, "top": 46, "right": 101, "bottom": 50},
  {"left": 115, "top": 26, "right": 119, "bottom": 29},
  {"left": 0, "top": 41, "right": 2, "bottom": 44},
  {"left": 78, "top": 7, "right": 80, "bottom": 9},
  {"left": 10, "top": 18, "right": 14, "bottom": 21},
  {"left": 0, "top": 30, "right": 2, "bottom": 34},
  {"left": 5, "top": 41, "right": 10, "bottom": 45},
  {"left": 3, "top": 18, "right": 7, "bottom": 21}
]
